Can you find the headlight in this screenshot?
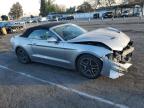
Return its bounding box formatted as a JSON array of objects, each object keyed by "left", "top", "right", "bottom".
[
  {"left": 106, "top": 53, "right": 114, "bottom": 60},
  {"left": 129, "top": 41, "right": 133, "bottom": 46}
]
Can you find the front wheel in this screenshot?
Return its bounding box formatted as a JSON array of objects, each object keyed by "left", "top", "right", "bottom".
[
  {"left": 16, "top": 48, "right": 31, "bottom": 64},
  {"left": 77, "top": 54, "right": 103, "bottom": 79}
]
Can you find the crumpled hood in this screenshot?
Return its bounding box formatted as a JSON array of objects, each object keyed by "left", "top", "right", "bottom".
[{"left": 69, "top": 27, "right": 130, "bottom": 51}]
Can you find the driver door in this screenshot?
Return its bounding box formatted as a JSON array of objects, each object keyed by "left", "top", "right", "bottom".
[{"left": 28, "top": 29, "right": 67, "bottom": 65}]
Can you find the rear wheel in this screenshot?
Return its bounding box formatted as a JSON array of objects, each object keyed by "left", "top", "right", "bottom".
[
  {"left": 16, "top": 48, "right": 31, "bottom": 64},
  {"left": 77, "top": 54, "right": 103, "bottom": 79}
]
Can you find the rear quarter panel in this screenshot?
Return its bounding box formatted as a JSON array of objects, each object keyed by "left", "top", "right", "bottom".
[{"left": 11, "top": 36, "right": 32, "bottom": 56}]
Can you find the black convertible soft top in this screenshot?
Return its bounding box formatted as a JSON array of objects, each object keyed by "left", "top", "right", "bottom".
[{"left": 21, "top": 22, "right": 65, "bottom": 37}]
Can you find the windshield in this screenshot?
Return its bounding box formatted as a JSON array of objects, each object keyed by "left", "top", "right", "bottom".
[{"left": 52, "top": 24, "right": 87, "bottom": 41}]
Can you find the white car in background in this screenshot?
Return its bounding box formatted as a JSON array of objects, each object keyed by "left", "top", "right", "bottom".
[
  {"left": 39, "top": 17, "right": 48, "bottom": 22},
  {"left": 14, "top": 20, "right": 26, "bottom": 25}
]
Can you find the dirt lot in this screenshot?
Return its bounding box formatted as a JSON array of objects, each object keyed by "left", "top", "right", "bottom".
[{"left": 0, "top": 20, "right": 144, "bottom": 108}]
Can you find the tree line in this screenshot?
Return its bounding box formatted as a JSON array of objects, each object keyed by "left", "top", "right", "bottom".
[
  {"left": 1, "top": 0, "right": 143, "bottom": 20},
  {"left": 40, "top": 0, "right": 65, "bottom": 16},
  {"left": 40, "top": 0, "right": 117, "bottom": 14},
  {"left": 40, "top": 0, "right": 114, "bottom": 14}
]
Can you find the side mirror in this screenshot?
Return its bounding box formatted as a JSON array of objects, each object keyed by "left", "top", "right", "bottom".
[{"left": 47, "top": 37, "right": 58, "bottom": 42}]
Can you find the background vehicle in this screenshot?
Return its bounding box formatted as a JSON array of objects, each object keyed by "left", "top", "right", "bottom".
[
  {"left": 93, "top": 13, "right": 100, "bottom": 19},
  {"left": 121, "top": 10, "right": 129, "bottom": 17},
  {"left": 64, "top": 15, "right": 74, "bottom": 20},
  {"left": 48, "top": 14, "right": 62, "bottom": 21},
  {"left": 38, "top": 17, "right": 48, "bottom": 22},
  {"left": 0, "top": 21, "right": 24, "bottom": 34},
  {"left": 25, "top": 19, "right": 33, "bottom": 23},
  {"left": 60, "top": 15, "right": 74, "bottom": 20},
  {"left": 0, "top": 21, "right": 7, "bottom": 34},
  {"left": 133, "top": 12, "right": 140, "bottom": 17},
  {"left": 14, "top": 20, "right": 25, "bottom": 25},
  {"left": 5, "top": 22, "right": 24, "bottom": 33},
  {"left": 102, "top": 12, "right": 114, "bottom": 18}
]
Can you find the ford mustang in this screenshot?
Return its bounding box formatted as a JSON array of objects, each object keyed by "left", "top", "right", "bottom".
[{"left": 10, "top": 22, "right": 134, "bottom": 79}]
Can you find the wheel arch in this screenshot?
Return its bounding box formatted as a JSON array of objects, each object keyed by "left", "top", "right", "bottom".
[
  {"left": 75, "top": 53, "right": 103, "bottom": 70},
  {"left": 15, "top": 46, "right": 25, "bottom": 54},
  {"left": 15, "top": 46, "right": 30, "bottom": 58},
  {"left": 15, "top": 46, "right": 31, "bottom": 63}
]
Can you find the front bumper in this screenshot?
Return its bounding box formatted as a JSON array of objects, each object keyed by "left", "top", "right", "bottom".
[
  {"left": 109, "top": 62, "right": 132, "bottom": 79},
  {"left": 101, "top": 57, "right": 133, "bottom": 79}
]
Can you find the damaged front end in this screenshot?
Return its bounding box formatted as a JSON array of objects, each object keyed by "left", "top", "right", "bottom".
[{"left": 102, "top": 41, "right": 134, "bottom": 79}]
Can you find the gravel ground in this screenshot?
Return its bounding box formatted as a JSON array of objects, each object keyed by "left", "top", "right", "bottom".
[{"left": 0, "top": 69, "right": 114, "bottom": 108}]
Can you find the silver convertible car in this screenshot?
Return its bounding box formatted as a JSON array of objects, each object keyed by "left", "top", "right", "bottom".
[{"left": 11, "top": 22, "right": 134, "bottom": 79}]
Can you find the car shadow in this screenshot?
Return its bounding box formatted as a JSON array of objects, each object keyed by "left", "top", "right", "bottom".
[{"left": 0, "top": 51, "right": 93, "bottom": 86}]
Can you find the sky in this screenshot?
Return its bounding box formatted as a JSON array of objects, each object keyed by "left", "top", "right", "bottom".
[{"left": 0, "top": 0, "right": 84, "bottom": 16}]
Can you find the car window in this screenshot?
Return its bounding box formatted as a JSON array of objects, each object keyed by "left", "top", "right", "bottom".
[
  {"left": 28, "top": 29, "right": 57, "bottom": 40},
  {"left": 53, "top": 24, "right": 87, "bottom": 41}
]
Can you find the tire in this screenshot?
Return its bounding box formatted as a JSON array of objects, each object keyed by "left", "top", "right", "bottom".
[
  {"left": 77, "top": 54, "right": 103, "bottom": 79},
  {"left": 16, "top": 48, "right": 31, "bottom": 64}
]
